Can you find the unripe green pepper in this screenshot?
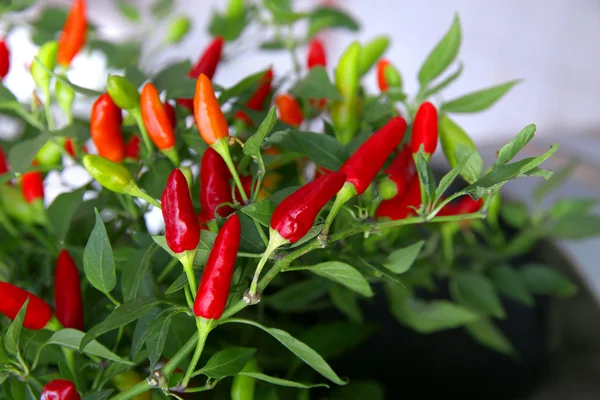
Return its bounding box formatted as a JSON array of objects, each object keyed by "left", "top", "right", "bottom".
[
  {"left": 107, "top": 75, "right": 140, "bottom": 111},
  {"left": 227, "top": 0, "right": 245, "bottom": 20},
  {"left": 36, "top": 139, "right": 64, "bottom": 167},
  {"left": 166, "top": 16, "right": 191, "bottom": 44},
  {"left": 230, "top": 358, "right": 260, "bottom": 400},
  {"left": 384, "top": 63, "right": 402, "bottom": 89},
  {"left": 377, "top": 176, "right": 398, "bottom": 200},
  {"left": 83, "top": 154, "right": 134, "bottom": 194},
  {"left": 0, "top": 185, "right": 37, "bottom": 225},
  {"left": 55, "top": 74, "right": 75, "bottom": 119},
  {"left": 30, "top": 41, "right": 58, "bottom": 93},
  {"left": 333, "top": 42, "right": 361, "bottom": 144},
  {"left": 179, "top": 166, "right": 193, "bottom": 190},
  {"left": 331, "top": 101, "right": 360, "bottom": 145},
  {"left": 112, "top": 371, "right": 151, "bottom": 400},
  {"left": 358, "top": 36, "right": 389, "bottom": 76},
  {"left": 439, "top": 114, "right": 477, "bottom": 171}
]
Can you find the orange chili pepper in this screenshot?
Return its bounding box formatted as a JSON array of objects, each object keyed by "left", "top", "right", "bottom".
[
  {"left": 57, "top": 0, "right": 87, "bottom": 67},
  {"left": 275, "top": 93, "right": 303, "bottom": 127},
  {"left": 140, "top": 82, "right": 176, "bottom": 151},
  {"left": 194, "top": 74, "right": 229, "bottom": 146},
  {"left": 90, "top": 93, "right": 125, "bottom": 163}
]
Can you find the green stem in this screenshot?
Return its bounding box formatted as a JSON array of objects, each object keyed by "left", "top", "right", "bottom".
[
  {"left": 212, "top": 138, "right": 248, "bottom": 204},
  {"left": 105, "top": 292, "right": 121, "bottom": 307},
  {"left": 127, "top": 185, "right": 161, "bottom": 209},
  {"left": 61, "top": 348, "right": 79, "bottom": 389},
  {"left": 162, "top": 335, "right": 198, "bottom": 375},
  {"left": 179, "top": 318, "right": 212, "bottom": 389},
  {"left": 112, "top": 326, "right": 124, "bottom": 353},
  {"left": 184, "top": 286, "right": 194, "bottom": 309},
  {"left": 43, "top": 88, "right": 54, "bottom": 131},
  {"left": 111, "top": 380, "right": 151, "bottom": 400},
  {"left": 179, "top": 251, "right": 197, "bottom": 299},
  {"left": 253, "top": 220, "right": 269, "bottom": 247},
  {"left": 323, "top": 183, "right": 356, "bottom": 236},
  {"left": 251, "top": 158, "right": 266, "bottom": 203},
  {"left": 158, "top": 257, "right": 179, "bottom": 282},
  {"left": 131, "top": 107, "right": 154, "bottom": 157},
  {"left": 26, "top": 375, "right": 44, "bottom": 391},
  {"left": 237, "top": 252, "right": 264, "bottom": 258},
  {"left": 245, "top": 231, "right": 287, "bottom": 303}
]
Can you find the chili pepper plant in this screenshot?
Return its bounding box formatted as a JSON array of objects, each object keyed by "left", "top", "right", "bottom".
[{"left": 0, "top": 1, "right": 596, "bottom": 399}]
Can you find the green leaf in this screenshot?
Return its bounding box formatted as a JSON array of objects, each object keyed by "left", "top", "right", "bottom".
[
  {"left": 418, "top": 14, "right": 462, "bottom": 87},
  {"left": 8, "top": 133, "right": 49, "bottom": 173},
  {"left": 495, "top": 124, "right": 536, "bottom": 166},
  {"left": 465, "top": 318, "right": 516, "bottom": 356},
  {"left": 244, "top": 107, "right": 278, "bottom": 157},
  {"left": 266, "top": 280, "right": 329, "bottom": 312},
  {"left": 164, "top": 273, "right": 189, "bottom": 295},
  {"left": 434, "top": 145, "right": 482, "bottom": 201},
  {"left": 239, "top": 372, "right": 328, "bottom": 389},
  {"left": 549, "top": 198, "right": 597, "bottom": 219},
  {"left": 294, "top": 261, "right": 373, "bottom": 297},
  {"left": 82, "top": 390, "right": 114, "bottom": 400},
  {"left": 84, "top": 209, "right": 116, "bottom": 296},
  {"left": 197, "top": 347, "right": 256, "bottom": 379},
  {"left": 121, "top": 244, "right": 158, "bottom": 301},
  {"left": 153, "top": 61, "right": 194, "bottom": 98},
  {"left": 208, "top": 8, "right": 249, "bottom": 41},
  {"left": 146, "top": 309, "right": 176, "bottom": 369},
  {"left": 330, "top": 381, "right": 385, "bottom": 400},
  {"left": 124, "top": 66, "right": 146, "bottom": 88},
  {"left": 181, "top": 126, "right": 209, "bottom": 156},
  {"left": 442, "top": 80, "right": 520, "bottom": 114},
  {"left": 0, "top": 337, "right": 10, "bottom": 364},
  {"left": 488, "top": 265, "right": 533, "bottom": 306},
  {"left": 4, "top": 299, "right": 28, "bottom": 355},
  {"left": 266, "top": 129, "right": 347, "bottom": 171},
  {"left": 519, "top": 265, "right": 577, "bottom": 297},
  {"left": 422, "top": 62, "right": 463, "bottom": 98},
  {"left": 219, "top": 70, "right": 269, "bottom": 105},
  {"left": 384, "top": 241, "right": 424, "bottom": 274},
  {"left": 0, "top": 82, "right": 18, "bottom": 104},
  {"left": 153, "top": 230, "right": 216, "bottom": 265},
  {"left": 308, "top": 7, "right": 359, "bottom": 37},
  {"left": 534, "top": 159, "right": 577, "bottom": 201},
  {"left": 116, "top": 0, "right": 140, "bottom": 22},
  {"left": 130, "top": 308, "right": 161, "bottom": 360},
  {"left": 238, "top": 213, "right": 266, "bottom": 252},
  {"left": 151, "top": 0, "right": 174, "bottom": 18},
  {"left": 299, "top": 322, "right": 374, "bottom": 361},
  {"left": 291, "top": 67, "right": 343, "bottom": 102},
  {"left": 264, "top": 0, "right": 306, "bottom": 24},
  {"left": 48, "top": 187, "right": 85, "bottom": 242},
  {"left": 329, "top": 285, "right": 363, "bottom": 324},
  {"left": 241, "top": 200, "right": 275, "bottom": 227},
  {"left": 500, "top": 201, "right": 529, "bottom": 229},
  {"left": 450, "top": 272, "right": 505, "bottom": 318},
  {"left": 414, "top": 149, "right": 435, "bottom": 207},
  {"left": 260, "top": 40, "right": 286, "bottom": 50},
  {"left": 550, "top": 214, "right": 600, "bottom": 239},
  {"left": 80, "top": 297, "right": 162, "bottom": 351},
  {"left": 223, "top": 319, "right": 346, "bottom": 385}
]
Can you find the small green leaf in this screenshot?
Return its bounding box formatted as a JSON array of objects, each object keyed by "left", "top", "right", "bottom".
[
  {"left": 197, "top": 347, "right": 257, "bottom": 379},
  {"left": 146, "top": 309, "right": 176, "bottom": 369},
  {"left": 465, "top": 318, "right": 516, "bottom": 356},
  {"left": 153, "top": 61, "right": 194, "bottom": 98},
  {"left": 244, "top": 107, "right": 278, "bottom": 157},
  {"left": 299, "top": 323, "right": 374, "bottom": 361},
  {"left": 266, "top": 280, "right": 329, "bottom": 312},
  {"left": 384, "top": 241, "right": 424, "bottom": 274},
  {"left": 294, "top": 261, "right": 373, "bottom": 297},
  {"left": 241, "top": 200, "right": 275, "bottom": 227},
  {"left": 121, "top": 244, "right": 158, "bottom": 301},
  {"left": 239, "top": 372, "right": 328, "bottom": 389},
  {"left": 329, "top": 285, "right": 363, "bottom": 324},
  {"left": 488, "top": 265, "right": 533, "bottom": 306},
  {"left": 4, "top": 299, "right": 28, "bottom": 355},
  {"left": 164, "top": 273, "right": 189, "bottom": 295},
  {"left": 500, "top": 201, "right": 529, "bottom": 229},
  {"left": 151, "top": 0, "right": 174, "bottom": 18},
  {"left": 442, "top": 80, "right": 520, "bottom": 113},
  {"left": 414, "top": 149, "right": 435, "bottom": 208},
  {"left": 130, "top": 308, "right": 161, "bottom": 360},
  {"left": 124, "top": 66, "right": 146, "bottom": 88},
  {"left": 48, "top": 187, "right": 86, "bottom": 242},
  {"left": 291, "top": 67, "right": 343, "bottom": 102},
  {"left": 308, "top": 7, "right": 359, "bottom": 37},
  {"left": 422, "top": 62, "right": 463, "bottom": 98},
  {"left": 519, "top": 265, "right": 577, "bottom": 297},
  {"left": 418, "top": 14, "right": 462, "bottom": 87},
  {"left": 550, "top": 214, "right": 600, "bottom": 239},
  {"left": 84, "top": 209, "right": 116, "bottom": 296},
  {"left": 549, "top": 198, "right": 597, "bottom": 219},
  {"left": 219, "top": 70, "right": 269, "bottom": 105},
  {"left": 116, "top": 0, "right": 140, "bottom": 22},
  {"left": 450, "top": 272, "right": 505, "bottom": 318},
  {"left": 222, "top": 319, "right": 346, "bottom": 385},
  {"left": 495, "top": 124, "right": 536, "bottom": 166},
  {"left": 8, "top": 134, "right": 49, "bottom": 173}
]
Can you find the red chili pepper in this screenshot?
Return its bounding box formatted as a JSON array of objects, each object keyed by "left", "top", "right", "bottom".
[
  {"left": 271, "top": 171, "right": 346, "bottom": 243},
  {"left": 235, "top": 69, "right": 274, "bottom": 126},
  {"left": 200, "top": 147, "right": 234, "bottom": 220},
  {"left": 0, "top": 145, "right": 9, "bottom": 174},
  {"left": 124, "top": 135, "right": 140, "bottom": 160},
  {"left": 162, "top": 168, "right": 201, "bottom": 253},
  {"left": 0, "top": 282, "right": 52, "bottom": 330},
  {"left": 41, "top": 379, "right": 80, "bottom": 400},
  {"left": 376, "top": 59, "right": 391, "bottom": 92},
  {"left": 54, "top": 250, "right": 83, "bottom": 330},
  {"left": 384, "top": 144, "right": 416, "bottom": 199},
  {"left": 307, "top": 38, "right": 326, "bottom": 69},
  {"left": 0, "top": 39, "right": 10, "bottom": 79},
  {"left": 64, "top": 138, "right": 76, "bottom": 158},
  {"left": 21, "top": 171, "right": 44, "bottom": 203},
  {"left": 375, "top": 174, "right": 421, "bottom": 220},
  {"left": 141, "top": 82, "right": 176, "bottom": 151},
  {"left": 438, "top": 195, "right": 483, "bottom": 216},
  {"left": 57, "top": 0, "right": 87, "bottom": 67},
  {"left": 235, "top": 175, "right": 255, "bottom": 204},
  {"left": 194, "top": 74, "right": 229, "bottom": 146},
  {"left": 275, "top": 93, "right": 303, "bottom": 127},
  {"left": 410, "top": 101, "right": 438, "bottom": 155},
  {"left": 164, "top": 101, "right": 177, "bottom": 128},
  {"left": 340, "top": 116, "right": 407, "bottom": 195},
  {"left": 194, "top": 213, "right": 241, "bottom": 320},
  {"left": 91, "top": 93, "right": 125, "bottom": 163}
]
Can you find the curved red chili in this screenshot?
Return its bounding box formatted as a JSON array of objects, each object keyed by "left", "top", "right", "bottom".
[
  {"left": 64, "top": 138, "right": 76, "bottom": 158},
  {"left": 275, "top": 93, "right": 303, "bottom": 127},
  {"left": 438, "top": 195, "right": 483, "bottom": 216},
  {"left": 235, "top": 69, "right": 274, "bottom": 126},
  {"left": 124, "top": 135, "right": 140, "bottom": 160},
  {"left": 376, "top": 59, "right": 391, "bottom": 92},
  {"left": 41, "top": 379, "right": 80, "bottom": 400},
  {"left": 410, "top": 101, "right": 438, "bottom": 155},
  {"left": 375, "top": 174, "right": 421, "bottom": 220},
  {"left": 0, "top": 39, "right": 10, "bottom": 79},
  {"left": 340, "top": 116, "right": 407, "bottom": 195},
  {"left": 162, "top": 168, "right": 201, "bottom": 253},
  {"left": 21, "top": 171, "right": 44, "bottom": 203},
  {"left": 0, "top": 282, "right": 52, "bottom": 330},
  {"left": 57, "top": 0, "right": 87, "bottom": 67},
  {"left": 307, "top": 38, "right": 326, "bottom": 69},
  {"left": 164, "top": 101, "right": 177, "bottom": 128},
  {"left": 141, "top": 82, "right": 176, "bottom": 151},
  {"left": 384, "top": 144, "right": 415, "bottom": 199},
  {"left": 200, "top": 147, "right": 234, "bottom": 220},
  {"left": 189, "top": 37, "right": 224, "bottom": 79},
  {"left": 54, "top": 249, "right": 84, "bottom": 330},
  {"left": 91, "top": 93, "right": 125, "bottom": 163},
  {"left": 194, "top": 213, "right": 241, "bottom": 320},
  {"left": 271, "top": 171, "right": 346, "bottom": 243}
]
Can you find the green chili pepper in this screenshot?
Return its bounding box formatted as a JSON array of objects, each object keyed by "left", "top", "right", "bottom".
[
  {"left": 106, "top": 75, "right": 140, "bottom": 111},
  {"left": 166, "top": 16, "right": 191, "bottom": 44},
  {"left": 36, "top": 139, "right": 64, "bottom": 167},
  {"left": 358, "top": 36, "right": 389, "bottom": 76},
  {"left": 55, "top": 74, "right": 75, "bottom": 120},
  {"left": 230, "top": 358, "right": 260, "bottom": 400},
  {"left": 332, "top": 42, "right": 361, "bottom": 144},
  {"left": 227, "top": 0, "right": 245, "bottom": 20},
  {"left": 83, "top": 154, "right": 134, "bottom": 194},
  {"left": 384, "top": 63, "right": 402, "bottom": 89},
  {"left": 0, "top": 185, "right": 37, "bottom": 225},
  {"left": 439, "top": 114, "right": 477, "bottom": 172},
  {"left": 30, "top": 41, "right": 58, "bottom": 93}
]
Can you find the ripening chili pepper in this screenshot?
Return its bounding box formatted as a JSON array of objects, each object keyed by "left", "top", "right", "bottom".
[
  {"left": 124, "top": 135, "right": 140, "bottom": 160},
  {"left": 410, "top": 101, "right": 438, "bottom": 156},
  {"left": 91, "top": 93, "right": 125, "bottom": 163},
  {"left": 189, "top": 36, "right": 224, "bottom": 79},
  {"left": 194, "top": 74, "right": 229, "bottom": 146},
  {"left": 0, "top": 145, "right": 9, "bottom": 174},
  {"left": 162, "top": 168, "right": 200, "bottom": 253},
  {"left": 194, "top": 213, "right": 241, "bottom": 319},
  {"left": 21, "top": 171, "right": 44, "bottom": 203},
  {"left": 64, "top": 138, "right": 76, "bottom": 158},
  {"left": 378, "top": 144, "right": 415, "bottom": 200},
  {"left": 376, "top": 174, "right": 421, "bottom": 220},
  {"left": 235, "top": 69, "right": 274, "bottom": 126},
  {"left": 200, "top": 147, "right": 234, "bottom": 220},
  {"left": 0, "top": 282, "right": 52, "bottom": 330},
  {"left": 31, "top": 41, "right": 58, "bottom": 93},
  {"left": 141, "top": 82, "right": 179, "bottom": 164},
  {"left": 307, "top": 38, "right": 326, "bottom": 69},
  {"left": 0, "top": 39, "right": 10, "bottom": 79},
  {"left": 57, "top": 0, "right": 86, "bottom": 67},
  {"left": 54, "top": 250, "right": 83, "bottom": 330},
  {"left": 272, "top": 171, "right": 346, "bottom": 243},
  {"left": 376, "top": 58, "right": 402, "bottom": 92},
  {"left": 41, "top": 379, "right": 80, "bottom": 400},
  {"left": 358, "top": 36, "right": 389, "bottom": 76},
  {"left": 164, "top": 101, "right": 177, "bottom": 128},
  {"left": 275, "top": 93, "right": 303, "bottom": 127}
]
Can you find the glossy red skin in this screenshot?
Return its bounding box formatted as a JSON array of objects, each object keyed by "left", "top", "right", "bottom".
[
  {"left": 124, "top": 136, "right": 140, "bottom": 160},
  {"left": 340, "top": 116, "right": 407, "bottom": 195},
  {"left": 21, "top": 171, "right": 44, "bottom": 203},
  {"left": 91, "top": 93, "right": 125, "bottom": 163},
  {"left": 235, "top": 69, "right": 274, "bottom": 125},
  {"left": 438, "top": 196, "right": 483, "bottom": 216},
  {"left": 0, "top": 40, "right": 10, "bottom": 79},
  {"left": 275, "top": 94, "right": 303, "bottom": 127},
  {"left": 376, "top": 175, "right": 421, "bottom": 220},
  {"left": 200, "top": 147, "right": 234, "bottom": 220},
  {"left": 164, "top": 101, "right": 177, "bottom": 128},
  {"left": 376, "top": 59, "right": 390, "bottom": 92},
  {"left": 64, "top": 138, "right": 76, "bottom": 158},
  {"left": 176, "top": 97, "right": 194, "bottom": 112},
  {"left": 271, "top": 171, "right": 346, "bottom": 242},
  {"left": 189, "top": 37, "right": 224, "bottom": 79},
  {"left": 0, "top": 282, "right": 52, "bottom": 330},
  {"left": 234, "top": 175, "right": 255, "bottom": 204},
  {"left": 384, "top": 144, "right": 415, "bottom": 199},
  {"left": 194, "top": 214, "right": 241, "bottom": 319},
  {"left": 41, "top": 379, "right": 80, "bottom": 400},
  {"left": 54, "top": 250, "right": 84, "bottom": 330},
  {"left": 57, "top": 0, "right": 87, "bottom": 67},
  {"left": 162, "top": 169, "right": 201, "bottom": 253},
  {"left": 307, "top": 38, "right": 326, "bottom": 69},
  {"left": 0, "top": 145, "right": 9, "bottom": 174},
  {"left": 141, "top": 82, "right": 176, "bottom": 150},
  {"left": 410, "top": 101, "right": 438, "bottom": 155}
]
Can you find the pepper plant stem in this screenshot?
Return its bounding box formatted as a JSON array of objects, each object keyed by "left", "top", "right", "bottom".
[{"left": 212, "top": 138, "right": 248, "bottom": 204}]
